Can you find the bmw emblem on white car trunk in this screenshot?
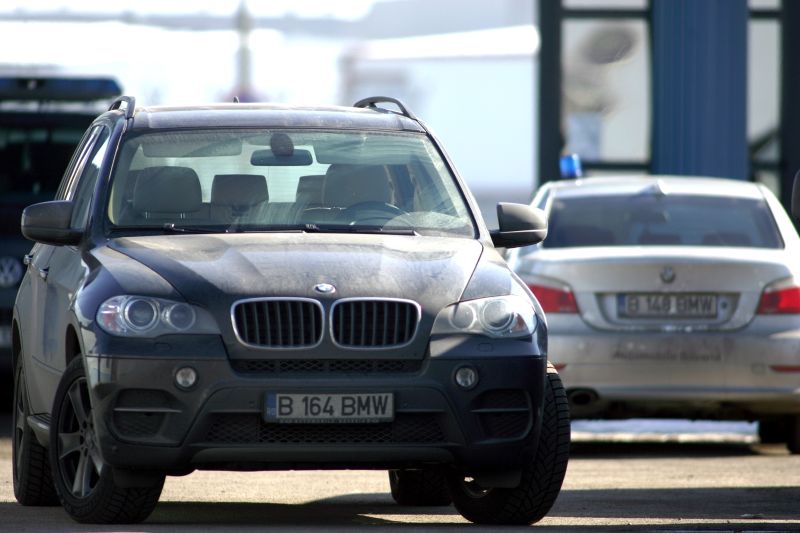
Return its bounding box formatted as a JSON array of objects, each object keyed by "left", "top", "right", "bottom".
[{"left": 660, "top": 266, "right": 676, "bottom": 284}]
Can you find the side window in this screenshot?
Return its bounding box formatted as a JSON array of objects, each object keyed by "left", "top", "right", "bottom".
[
  {"left": 56, "top": 125, "right": 103, "bottom": 201},
  {"left": 69, "top": 128, "right": 111, "bottom": 230}
]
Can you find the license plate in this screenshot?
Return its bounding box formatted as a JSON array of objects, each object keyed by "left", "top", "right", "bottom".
[
  {"left": 618, "top": 293, "right": 718, "bottom": 318},
  {"left": 0, "top": 326, "right": 10, "bottom": 348},
  {"left": 264, "top": 393, "right": 394, "bottom": 424}
]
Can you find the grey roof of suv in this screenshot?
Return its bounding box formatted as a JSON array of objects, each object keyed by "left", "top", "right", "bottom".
[{"left": 128, "top": 103, "right": 426, "bottom": 132}]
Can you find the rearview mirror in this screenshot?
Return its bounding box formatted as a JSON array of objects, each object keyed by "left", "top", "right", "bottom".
[
  {"left": 490, "top": 203, "right": 548, "bottom": 248},
  {"left": 251, "top": 148, "right": 313, "bottom": 166},
  {"left": 21, "top": 200, "right": 81, "bottom": 246}
]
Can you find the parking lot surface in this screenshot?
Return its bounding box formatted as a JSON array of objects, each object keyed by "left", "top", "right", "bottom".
[{"left": 1, "top": 414, "right": 799, "bottom": 532}]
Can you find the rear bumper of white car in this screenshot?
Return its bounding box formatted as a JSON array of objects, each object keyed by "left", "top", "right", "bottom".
[{"left": 547, "top": 314, "right": 800, "bottom": 419}]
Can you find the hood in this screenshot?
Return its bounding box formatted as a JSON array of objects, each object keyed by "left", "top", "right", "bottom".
[{"left": 108, "top": 233, "right": 484, "bottom": 359}]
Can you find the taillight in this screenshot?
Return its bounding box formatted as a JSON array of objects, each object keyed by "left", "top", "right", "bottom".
[
  {"left": 757, "top": 282, "right": 800, "bottom": 314},
  {"left": 528, "top": 284, "right": 579, "bottom": 313}
]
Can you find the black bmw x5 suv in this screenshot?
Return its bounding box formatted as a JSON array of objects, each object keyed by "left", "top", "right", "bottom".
[{"left": 12, "top": 95, "right": 568, "bottom": 525}]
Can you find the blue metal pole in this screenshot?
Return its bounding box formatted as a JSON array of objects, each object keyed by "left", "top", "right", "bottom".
[{"left": 651, "top": 0, "right": 748, "bottom": 180}]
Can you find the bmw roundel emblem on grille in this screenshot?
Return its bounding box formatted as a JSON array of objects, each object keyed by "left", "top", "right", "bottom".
[{"left": 314, "top": 283, "right": 336, "bottom": 294}]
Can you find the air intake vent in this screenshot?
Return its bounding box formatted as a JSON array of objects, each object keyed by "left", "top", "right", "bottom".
[
  {"left": 233, "top": 298, "right": 323, "bottom": 348},
  {"left": 331, "top": 299, "right": 419, "bottom": 348}
]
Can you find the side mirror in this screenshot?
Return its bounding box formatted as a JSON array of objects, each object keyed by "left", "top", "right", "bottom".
[
  {"left": 792, "top": 170, "right": 800, "bottom": 220},
  {"left": 490, "top": 202, "right": 548, "bottom": 248},
  {"left": 21, "top": 200, "right": 81, "bottom": 246}
]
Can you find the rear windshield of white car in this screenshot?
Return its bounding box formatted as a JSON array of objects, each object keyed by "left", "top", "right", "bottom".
[
  {"left": 544, "top": 194, "right": 783, "bottom": 248},
  {"left": 106, "top": 129, "right": 476, "bottom": 238}
]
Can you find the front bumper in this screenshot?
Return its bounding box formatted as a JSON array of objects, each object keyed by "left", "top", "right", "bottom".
[
  {"left": 548, "top": 315, "right": 800, "bottom": 418},
  {"left": 85, "top": 346, "right": 547, "bottom": 474}
]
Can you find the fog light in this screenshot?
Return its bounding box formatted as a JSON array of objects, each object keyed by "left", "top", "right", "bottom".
[
  {"left": 175, "top": 367, "right": 197, "bottom": 389},
  {"left": 454, "top": 366, "right": 478, "bottom": 389}
]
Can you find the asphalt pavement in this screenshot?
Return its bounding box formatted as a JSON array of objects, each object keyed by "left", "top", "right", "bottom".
[{"left": 1, "top": 411, "right": 799, "bottom": 532}]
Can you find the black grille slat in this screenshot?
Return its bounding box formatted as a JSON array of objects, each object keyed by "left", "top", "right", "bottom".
[
  {"left": 113, "top": 412, "right": 164, "bottom": 438},
  {"left": 332, "top": 299, "right": 418, "bottom": 348},
  {"left": 474, "top": 389, "right": 531, "bottom": 440},
  {"left": 234, "top": 299, "right": 322, "bottom": 348},
  {"left": 205, "top": 413, "right": 444, "bottom": 445},
  {"left": 232, "top": 359, "right": 423, "bottom": 375}
]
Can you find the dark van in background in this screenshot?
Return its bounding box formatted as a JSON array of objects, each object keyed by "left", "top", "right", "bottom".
[{"left": 0, "top": 76, "right": 121, "bottom": 373}]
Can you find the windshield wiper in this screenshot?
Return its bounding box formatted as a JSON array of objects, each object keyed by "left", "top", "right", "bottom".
[
  {"left": 163, "top": 223, "right": 228, "bottom": 234},
  {"left": 108, "top": 224, "right": 226, "bottom": 234},
  {"left": 302, "top": 224, "right": 417, "bottom": 236}
]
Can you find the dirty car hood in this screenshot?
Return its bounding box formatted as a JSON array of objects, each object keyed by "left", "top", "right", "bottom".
[{"left": 107, "top": 233, "right": 483, "bottom": 313}]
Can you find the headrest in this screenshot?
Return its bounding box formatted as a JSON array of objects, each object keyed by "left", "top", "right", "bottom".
[
  {"left": 133, "top": 166, "right": 202, "bottom": 213},
  {"left": 296, "top": 174, "right": 325, "bottom": 204},
  {"left": 322, "top": 164, "right": 392, "bottom": 207},
  {"left": 211, "top": 174, "right": 268, "bottom": 207}
]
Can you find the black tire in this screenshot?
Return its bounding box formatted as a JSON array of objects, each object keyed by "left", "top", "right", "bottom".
[
  {"left": 758, "top": 417, "right": 787, "bottom": 444},
  {"left": 389, "top": 468, "right": 452, "bottom": 506},
  {"left": 447, "top": 362, "right": 570, "bottom": 525},
  {"left": 12, "top": 358, "right": 59, "bottom": 506},
  {"left": 50, "top": 358, "right": 164, "bottom": 524},
  {"left": 786, "top": 415, "right": 800, "bottom": 455}
]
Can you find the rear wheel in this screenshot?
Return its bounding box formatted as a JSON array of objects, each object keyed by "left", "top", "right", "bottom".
[
  {"left": 447, "top": 363, "right": 570, "bottom": 525},
  {"left": 12, "top": 358, "right": 58, "bottom": 506},
  {"left": 389, "top": 468, "right": 451, "bottom": 506},
  {"left": 786, "top": 415, "right": 800, "bottom": 455},
  {"left": 50, "top": 358, "right": 164, "bottom": 523},
  {"left": 758, "top": 418, "right": 786, "bottom": 445}
]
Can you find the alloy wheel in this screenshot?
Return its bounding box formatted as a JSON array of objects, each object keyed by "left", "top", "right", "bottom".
[{"left": 56, "top": 376, "right": 103, "bottom": 498}]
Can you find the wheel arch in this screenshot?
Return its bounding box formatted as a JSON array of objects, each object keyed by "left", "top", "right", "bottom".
[
  {"left": 12, "top": 317, "right": 21, "bottom": 372},
  {"left": 64, "top": 324, "right": 83, "bottom": 367}
]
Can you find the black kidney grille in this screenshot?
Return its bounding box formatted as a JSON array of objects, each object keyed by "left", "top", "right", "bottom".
[
  {"left": 234, "top": 299, "right": 322, "bottom": 348},
  {"left": 332, "top": 300, "right": 418, "bottom": 347},
  {"left": 231, "top": 359, "right": 423, "bottom": 375},
  {"left": 205, "top": 413, "right": 444, "bottom": 445}
]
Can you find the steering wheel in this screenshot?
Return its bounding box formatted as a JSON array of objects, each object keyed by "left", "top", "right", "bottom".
[{"left": 340, "top": 201, "right": 407, "bottom": 225}]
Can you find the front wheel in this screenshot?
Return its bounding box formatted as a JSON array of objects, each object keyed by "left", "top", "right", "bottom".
[
  {"left": 50, "top": 358, "right": 164, "bottom": 524},
  {"left": 447, "top": 363, "right": 570, "bottom": 525}
]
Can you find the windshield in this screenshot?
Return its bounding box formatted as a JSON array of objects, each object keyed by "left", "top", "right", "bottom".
[
  {"left": 106, "top": 129, "right": 475, "bottom": 238},
  {"left": 543, "top": 193, "right": 783, "bottom": 249}
]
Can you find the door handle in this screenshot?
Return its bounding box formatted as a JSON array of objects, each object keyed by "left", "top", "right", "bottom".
[
  {"left": 23, "top": 254, "right": 33, "bottom": 266},
  {"left": 37, "top": 267, "right": 49, "bottom": 281}
]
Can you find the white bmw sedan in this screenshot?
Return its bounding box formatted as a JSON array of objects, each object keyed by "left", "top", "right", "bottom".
[{"left": 506, "top": 176, "right": 800, "bottom": 453}]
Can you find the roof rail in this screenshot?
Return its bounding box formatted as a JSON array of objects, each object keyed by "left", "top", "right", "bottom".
[
  {"left": 108, "top": 95, "right": 136, "bottom": 119},
  {"left": 353, "top": 96, "right": 418, "bottom": 121}
]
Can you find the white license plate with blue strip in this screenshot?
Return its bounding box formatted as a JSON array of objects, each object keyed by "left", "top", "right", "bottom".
[{"left": 265, "top": 393, "right": 394, "bottom": 424}]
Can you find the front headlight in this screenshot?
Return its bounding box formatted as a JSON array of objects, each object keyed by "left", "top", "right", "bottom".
[
  {"left": 96, "top": 295, "right": 219, "bottom": 337},
  {"left": 431, "top": 295, "right": 538, "bottom": 339}
]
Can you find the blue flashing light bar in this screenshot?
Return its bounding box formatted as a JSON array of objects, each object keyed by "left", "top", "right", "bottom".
[
  {"left": 0, "top": 77, "right": 122, "bottom": 102},
  {"left": 559, "top": 153, "right": 583, "bottom": 179}
]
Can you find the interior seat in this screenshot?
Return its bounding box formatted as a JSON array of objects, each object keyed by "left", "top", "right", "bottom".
[
  {"left": 210, "top": 173, "right": 269, "bottom": 224},
  {"left": 132, "top": 166, "right": 203, "bottom": 224}
]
